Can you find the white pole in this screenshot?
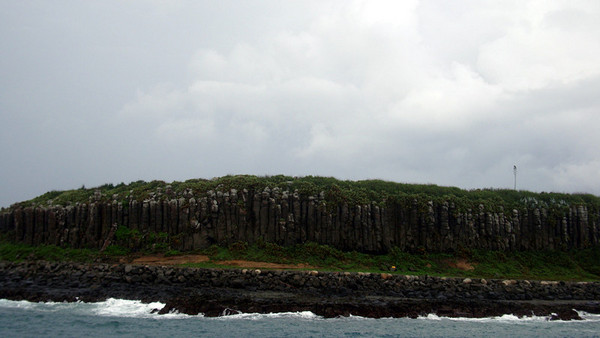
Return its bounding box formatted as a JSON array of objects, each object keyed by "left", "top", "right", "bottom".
[{"left": 513, "top": 165, "right": 517, "bottom": 190}]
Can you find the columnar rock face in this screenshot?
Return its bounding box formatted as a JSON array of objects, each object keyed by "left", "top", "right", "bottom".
[{"left": 1, "top": 188, "right": 599, "bottom": 253}]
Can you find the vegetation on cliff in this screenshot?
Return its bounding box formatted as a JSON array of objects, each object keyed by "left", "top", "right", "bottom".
[
  {"left": 10, "top": 174, "right": 600, "bottom": 211},
  {"left": 3, "top": 174, "right": 600, "bottom": 254},
  {"left": 2, "top": 175, "right": 600, "bottom": 280},
  {"left": 198, "top": 240, "right": 600, "bottom": 281},
  {"left": 1, "top": 237, "right": 599, "bottom": 282}
]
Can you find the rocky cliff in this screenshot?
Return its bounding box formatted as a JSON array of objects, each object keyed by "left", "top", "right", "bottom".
[{"left": 1, "top": 183, "right": 599, "bottom": 253}]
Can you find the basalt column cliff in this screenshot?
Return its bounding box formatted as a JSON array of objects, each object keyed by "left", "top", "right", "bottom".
[{"left": 1, "top": 181, "right": 598, "bottom": 253}]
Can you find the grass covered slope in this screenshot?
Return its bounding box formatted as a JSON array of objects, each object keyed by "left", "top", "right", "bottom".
[
  {"left": 10, "top": 174, "right": 600, "bottom": 210},
  {"left": 197, "top": 241, "right": 600, "bottom": 281},
  {"left": 1, "top": 239, "right": 599, "bottom": 281}
]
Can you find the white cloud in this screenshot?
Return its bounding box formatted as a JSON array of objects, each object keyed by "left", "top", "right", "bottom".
[
  {"left": 388, "top": 62, "right": 505, "bottom": 131},
  {"left": 550, "top": 160, "right": 600, "bottom": 193},
  {"left": 3, "top": 0, "right": 600, "bottom": 206},
  {"left": 476, "top": 2, "right": 600, "bottom": 90},
  {"left": 115, "top": 1, "right": 600, "bottom": 194},
  {"left": 155, "top": 118, "right": 216, "bottom": 142}
]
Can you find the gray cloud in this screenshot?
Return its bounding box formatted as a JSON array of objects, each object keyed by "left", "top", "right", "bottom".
[{"left": 1, "top": 0, "right": 600, "bottom": 207}]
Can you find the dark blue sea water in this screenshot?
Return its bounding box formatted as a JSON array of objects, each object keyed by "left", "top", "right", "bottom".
[{"left": 1, "top": 298, "right": 599, "bottom": 337}]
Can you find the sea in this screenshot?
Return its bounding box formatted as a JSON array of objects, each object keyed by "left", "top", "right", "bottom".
[{"left": 0, "top": 298, "right": 599, "bottom": 337}]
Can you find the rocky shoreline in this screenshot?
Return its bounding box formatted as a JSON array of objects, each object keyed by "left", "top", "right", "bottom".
[{"left": 1, "top": 261, "right": 599, "bottom": 320}]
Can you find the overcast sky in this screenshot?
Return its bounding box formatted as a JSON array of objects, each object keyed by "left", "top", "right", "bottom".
[{"left": 1, "top": 0, "right": 600, "bottom": 207}]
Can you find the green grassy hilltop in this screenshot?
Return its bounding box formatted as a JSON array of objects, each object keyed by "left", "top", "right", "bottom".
[{"left": 10, "top": 174, "right": 600, "bottom": 210}]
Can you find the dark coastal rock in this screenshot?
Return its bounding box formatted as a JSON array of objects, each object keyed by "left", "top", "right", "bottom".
[{"left": 1, "top": 261, "right": 599, "bottom": 320}]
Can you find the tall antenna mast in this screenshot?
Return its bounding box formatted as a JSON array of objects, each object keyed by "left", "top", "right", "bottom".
[{"left": 513, "top": 165, "right": 517, "bottom": 190}]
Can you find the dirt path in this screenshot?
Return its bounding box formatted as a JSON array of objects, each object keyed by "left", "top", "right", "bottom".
[
  {"left": 127, "top": 254, "right": 313, "bottom": 270},
  {"left": 128, "top": 255, "right": 210, "bottom": 265},
  {"left": 215, "top": 260, "right": 314, "bottom": 269},
  {"left": 126, "top": 255, "right": 473, "bottom": 271}
]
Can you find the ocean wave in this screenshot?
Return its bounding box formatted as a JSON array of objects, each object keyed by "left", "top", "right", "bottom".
[
  {"left": 418, "top": 312, "right": 600, "bottom": 323},
  {"left": 86, "top": 298, "right": 171, "bottom": 319},
  {"left": 0, "top": 299, "right": 321, "bottom": 320},
  {"left": 576, "top": 310, "right": 600, "bottom": 321},
  {"left": 0, "top": 298, "right": 190, "bottom": 319},
  {"left": 2, "top": 299, "right": 599, "bottom": 323},
  {"left": 211, "top": 311, "right": 320, "bottom": 321},
  {"left": 419, "top": 313, "right": 550, "bottom": 322}
]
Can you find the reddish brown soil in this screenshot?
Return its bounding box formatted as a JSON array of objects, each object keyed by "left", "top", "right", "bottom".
[
  {"left": 125, "top": 254, "right": 313, "bottom": 269},
  {"left": 127, "top": 254, "right": 210, "bottom": 265},
  {"left": 446, "top": 258, "right": 475, "bottom": 271},
  {"left": 215, "top": 260, "right": 314, "bottom": 269}
]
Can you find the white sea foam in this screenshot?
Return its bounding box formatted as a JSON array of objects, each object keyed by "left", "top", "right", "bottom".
[
  {"left": 432, "top": 313, "right": 551, "bottom": 322},
  {"left": 0, "top": 298, "right": 195, "bottom": 319},
  {"left": 575, "top": 310, "right": 600, "bottom": 322},
  {"left": 2, "top": 299, "right": 599, "bottom": 323},
  {"left": 214, "top": 310, "right": 600, "bottom": 323},
  {"left": 417, "top": 311, "right": 600, "bottom": 323},
  {"left": 422, "top": 313, "right": 442, "bottom": 320},
  {"left": 0, "top": 299, "right": 82, "bottom": 312},
  {"left": 213, "top": 311, "right": 320, "bottom": 321},
  {"left": 87, "top": 298, "right": 169, "bottom": 318},
  {"left": 0, "top": 299, "right": 322, "bottom": 320}
]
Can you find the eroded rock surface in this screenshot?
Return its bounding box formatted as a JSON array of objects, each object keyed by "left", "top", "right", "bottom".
[{"left": 1, "top": 261, "right": 598, "bottom": 320}]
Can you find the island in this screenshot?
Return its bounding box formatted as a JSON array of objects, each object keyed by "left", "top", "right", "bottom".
[{"left": 1, "top": 175, "right": 599, "bottom": 320}]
